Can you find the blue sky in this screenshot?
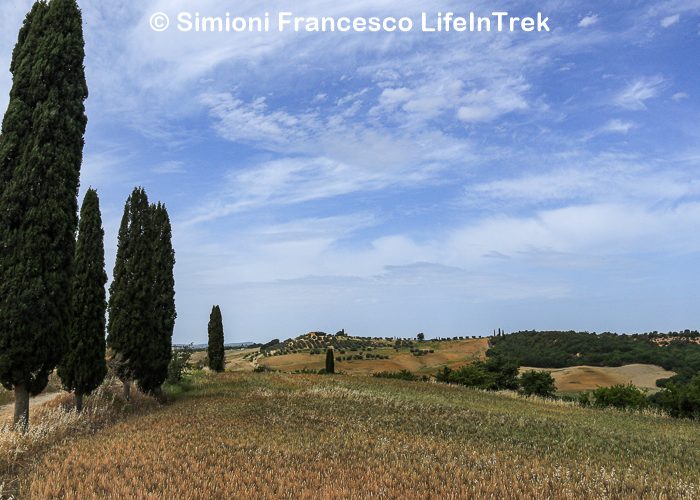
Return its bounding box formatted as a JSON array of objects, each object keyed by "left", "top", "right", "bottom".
[{"left": 2, "top": 0, "right": 700, "bottom": 343}]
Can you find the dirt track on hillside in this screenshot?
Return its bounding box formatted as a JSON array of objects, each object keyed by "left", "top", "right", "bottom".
[{"left": 0, "top": 391, "right": 64, "bottom": 424}]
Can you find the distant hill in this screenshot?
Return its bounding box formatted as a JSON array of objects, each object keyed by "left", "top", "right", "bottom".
[
  {"left": 259, "top": 334, "right": 489, "bottom": 375},
  {"left": 174, "top": 342, "right": 256, "bottom": 350},
  {"left": 488, "top": 330, "right": 700, "bottom": 382},
  {"left": 259, "top": 331, "right": 481, "bottom": 354}
]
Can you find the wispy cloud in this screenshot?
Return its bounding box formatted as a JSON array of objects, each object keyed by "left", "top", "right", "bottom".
[
  {"left": 578, "top": 14, "right": 599, "bottom": 28},
  {"left": 152, "top": 160, "right": 187, "bottom": 174},
  {"left": 466, "top": 157, "right": 700, "bottom": 209},
  {"left": 590, "top": 119, "right": 637, "bottom": 137},
  {"left": 615, "top": 76, "right": 665, "bottom": 110},
  {"left": 672, "top": 92, "right": 689, "bottom": 101},
  {"left": 661, "top": 14, "right": 681, "bottom": 27}
]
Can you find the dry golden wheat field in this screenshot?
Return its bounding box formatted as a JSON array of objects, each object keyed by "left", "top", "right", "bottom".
[
  {"left": 520, "top": 364, "right": 676, "bottom": 393},
  {"left": 11, "top": 372, "right": 700, "bottom": 498}
]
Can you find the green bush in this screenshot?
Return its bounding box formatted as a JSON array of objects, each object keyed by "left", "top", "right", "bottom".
[
  {"left": 591, "top": 384, "right": 648, "bottom": 410},
  {"left": 436, "top": 358, "right": 519, "bottom": 391},
  {"left": 651, "top": 373, "right": 700, "bottom": 419},
  {"left": 167, "top": 347, "right": 193, "bottom": 385},
  {"left": 519, "top": 370, "right": 556, "bottom": 397}
]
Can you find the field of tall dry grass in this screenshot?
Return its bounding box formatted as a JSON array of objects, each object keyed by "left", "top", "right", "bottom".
[
  {"left": 12, "top": 372, "right": 700, "bottom": 498},
  {"left": 0, "top": 380, "right": 159, "bottom": 497}
]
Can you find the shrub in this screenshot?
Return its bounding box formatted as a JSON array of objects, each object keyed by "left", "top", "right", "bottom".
[
  {"left": 436, "top": 358, "right": 519, "bottom": 391},
  {"left": 591, "top": 384, "right": 648, "bottom": 410},
  {"left": 651, "top": 373, "right": 700, "bottom": 419},
  {"left": 519, "top": 370, "right": 556, "bottom": 397},
  {"left": 253, "top": 365, "right": 270, "bottom": 373},
  {"left": 577, "top": 392, "right": 592, "bottom": 407},
  {"left": 167, "top": 348, "right": 193, "bottom": 385},
  {"left": 437, "top": 363, "right": 494, "bottom": 389}
]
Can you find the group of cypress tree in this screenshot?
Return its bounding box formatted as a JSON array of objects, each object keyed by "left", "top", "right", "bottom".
[
  {"left": 107, "top": 188, "right": 176, "bottom": 399},
  {"left": 208, "top": 306, "right": 225, "bottom": 372},
  {"left": 0, "top": 0, "right": 177, "bottom": 428},
  {"left": 0, "top": 0, "right": 88, "bottom": 428}
]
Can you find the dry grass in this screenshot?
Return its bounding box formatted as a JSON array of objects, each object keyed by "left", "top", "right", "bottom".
[
  {"left": 0, "top": 380, "right": 159, "bottom": 497},
  {"left": 261, "top": 338, "right": 488, "bottom": 374},
  {"left": 24, "top": 373, "right": 700, "bottom": 498},
  {"left": 521, "top": 364, "right": 676, "bottom": 393}
]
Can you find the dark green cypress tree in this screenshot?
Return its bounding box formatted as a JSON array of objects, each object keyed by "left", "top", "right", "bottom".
[
  {"left": 207, "top": 306, "right": 225, "bottom": 372},
  {"left": 107, "top": 188, "right": 154, "bottom": 399},
  {"left": 325, "top": 348, "right": 335, "bottom": 374},
  {"left": 0, "top": 0, "right": 87, "bottom": 429},
  {"left": 58, "top": 189, "right": 107, "bottom": 412},
  {"left": 138, "top": 202, "right": 176, "bottom": 393}
]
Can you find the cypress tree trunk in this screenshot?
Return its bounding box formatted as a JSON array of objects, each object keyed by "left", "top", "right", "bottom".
[
  {"left": 14, "top": 384, "right": 29, "bottom": 431},
  {"left": 75, "top": 392, "right": 84, "bottom": 413}
]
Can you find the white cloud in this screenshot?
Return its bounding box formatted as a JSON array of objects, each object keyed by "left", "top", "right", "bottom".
[
  {"left": 672, "top": 92, "right": 689, "bottom": 101},
  {"left": 599, "top": 119, "right": 636, "bottom": 135},
  {"left": 185, "top": 146, "right": 450, "bottom": 225},
  {"left": 661, "top": 14, "right": 680, "bottom": 27},
  {"left": 152, "top": 161, "right": 187, "bottom": 174},
  {"left": 466, "top": 159, "right": 700, "bottom": 208},
  {"left": 457, "top": 78, "right": 530, "bottom": 123},
  {"left": 200, "top": 93, "right": 315, "bottom": 148},
  {"left": 578, "top": 14, "right": 599, "bottom": 28},
  {"left": 178, "top": 199, "right": 700, "bottom": 293},
  {"left": 615, "top": 76, "right": 665, "bottom": 110}
]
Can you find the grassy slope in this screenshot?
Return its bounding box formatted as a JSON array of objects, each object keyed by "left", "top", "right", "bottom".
[{"left": 26, "top": 373, "right": 700, "bottom": 498}]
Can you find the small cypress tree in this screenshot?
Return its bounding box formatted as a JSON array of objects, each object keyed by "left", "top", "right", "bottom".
[
  {"left": 325, "top": 348, "right": 335, "bottom": 374},
  {"left": 58, "top": 189, "right": 107, "bottom": 412},
  {"left": 0, "top": 0, "right": 87, "bottom": 429},
  {"left": 207, "top": 306, "right": 225, "bottom": 372}
]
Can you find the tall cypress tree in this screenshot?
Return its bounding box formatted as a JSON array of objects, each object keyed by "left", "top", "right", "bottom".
[
  {"left": 108, "top": 190, "right": 176, "bottom": 396},
  {"left": 207, "top": 306, "right": 225, "bottom": 372},
  {"left": 0, "top": 0, "right": 87, "bottom": 429},
  {"left": 139, "top": 202, "right": 176, "bottom": 393},
  {"left": 107, "top": 188, "right": 154, "bottom": 399},
  {"left": 58, "top": 189, "right": 107, "bottom": 412}
]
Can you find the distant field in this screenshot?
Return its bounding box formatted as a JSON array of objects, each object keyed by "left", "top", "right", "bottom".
[
  {"left": 521, "top": 364, "right": 675, "bottom": 393},
  {"left": 260, "top": 338, "right": 488, "bottom": 374},
  {"left": 189, "top": 348, "right": 257, "bottom": 372},
  {"left": 24, "top": 373, "right": 700, "bottom": 497}
]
